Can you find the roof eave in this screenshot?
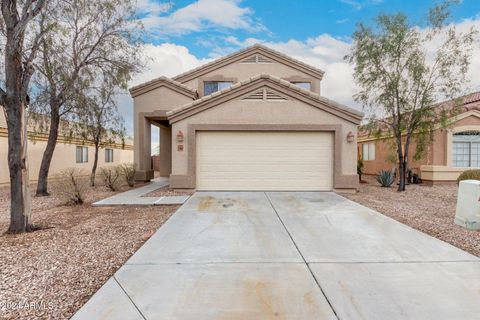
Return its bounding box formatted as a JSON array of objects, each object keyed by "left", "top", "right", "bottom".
[
  {"left": 167, "top": 74, "right": 363, "bottom": 125},
  {"left": 129, "top": 77, "right": 196, "bottom": 98},
  {"left": 172, "top": 44, "right": 325, "bottom": 83}
]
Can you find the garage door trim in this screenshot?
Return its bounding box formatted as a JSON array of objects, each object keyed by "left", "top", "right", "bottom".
[
  {"left": 196, "top": 131, "right": 334, "bottom": 191},
  {"left": 169, "top": 123, "right": 355, "bottom": 190}
]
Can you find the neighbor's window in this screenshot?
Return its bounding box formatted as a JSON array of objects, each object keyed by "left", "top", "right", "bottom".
[
  {"left": 204, "top": 81, "right": 233, "bottom": 96},
  {"left": 453, "top": 131, "right": 480, "bottom": 167},
  {"left": 292, "top": 82, "right": 311, "bottom": 90},
  {"left": 362, "top": 142, "right": 376, "bottom": 161},
  {"left": 76, "top": 146, "right": 88, "bottom": 163},
  {"left": 105, "top": 149, "right": 114, "bottom": 163}
]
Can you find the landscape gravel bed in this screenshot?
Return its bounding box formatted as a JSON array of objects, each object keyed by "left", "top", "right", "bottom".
[
  {"left": 143, "top": 185, "right": 194, "bottom": 198},
  {"left": 342, "top": 177, "right": 480, "bottom": 257},
  {"left": 0, "top": 183, "right": 177, "bottom": 320}
]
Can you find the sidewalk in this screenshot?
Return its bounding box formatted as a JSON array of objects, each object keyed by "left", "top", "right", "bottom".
[{"left": 92, "top": 177, "right": 190, "bottom": 206}]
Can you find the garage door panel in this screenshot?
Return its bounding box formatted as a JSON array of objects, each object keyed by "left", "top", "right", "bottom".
[{"left": 196, "top": 131, "right": 333, "bottom": 191}]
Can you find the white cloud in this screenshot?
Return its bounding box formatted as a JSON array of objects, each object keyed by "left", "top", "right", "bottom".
[
  {"left": 131, "top": 43, "right": 210, "bottom": 86},
  {"left": 340, "top": 0, "right": 383, "bottom": 10},
  {"left": 140, "top": 0, "right": 266, "bottom": 37},
  {"left": 118, "top": 16, "right": 480, "bottom": 139},
  {"left": 117, "top": 43, "right": 210, "bottom": 136},
  {"left": 136, "top": 0, "right": 172, "bottom": 16}
]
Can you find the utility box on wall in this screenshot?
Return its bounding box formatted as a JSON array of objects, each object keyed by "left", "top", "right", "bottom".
[{"left": 455, "top": 180, "right": 480, "bottom": 230}]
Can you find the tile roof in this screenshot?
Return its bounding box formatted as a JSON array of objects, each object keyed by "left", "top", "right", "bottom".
[
  {"left": 172, "top": 44, "right": 325, "bottom": 82},
  {"left": 166, "top": 73, "right": 363, "bottom": 121},
  {"left": 129, "top": 76, "right": 196, "bottom": 97}
]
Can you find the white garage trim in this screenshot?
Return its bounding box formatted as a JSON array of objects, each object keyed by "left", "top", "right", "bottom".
[{"left": 196, "top": 131, "right": 334, "bottom": 191}]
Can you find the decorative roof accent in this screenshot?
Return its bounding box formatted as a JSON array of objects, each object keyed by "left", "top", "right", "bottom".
[
  {"left": 129, "top": 76, "right": 196, "bottom": 98},
  {"left": 167, "top": 74, "right": 364, "bottom": 124},
  {"left": 240, "top": 55, "right": 257, "bottom": 63},
  {"left": 172, "top": 44, "right": 325, "bottom": 83},
  {"left": 266, "top": 89, "right": 287, "bottom": 101},
  {"left": 242, "top": 89, "right": 264, "bottom": 100},
  {"left": 240, "top": 54, "right": 273, "bottom": 64}
]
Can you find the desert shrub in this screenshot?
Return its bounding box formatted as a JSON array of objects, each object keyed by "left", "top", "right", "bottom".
[
  {"left": 357, "top": 158, "right": 364, "bottom": 182},
  {"left": 100, "top": 166, "right": 122, "bottom": 191},
  {"left": 119, "top": 163, "right": 136, "bottom": 187},
  {"left": 457, "top": 169, "right": 480, "bottom": 184},
  {"left": 53, "top": 168, "right": 89, "bottom": 205},
  {"left": 376, "top": 169, "right": 395, "bottom": 187}
]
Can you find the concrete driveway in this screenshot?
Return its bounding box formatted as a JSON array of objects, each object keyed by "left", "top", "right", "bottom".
[{"left": 73, "top": 192, "right": 480, "bottom": 320}]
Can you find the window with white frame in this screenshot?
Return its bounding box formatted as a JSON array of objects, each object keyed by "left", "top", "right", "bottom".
[
  {"left": 362, "top": 142, "right": 376, "bottom": 161},
  {"left": 203, "top": 81, "right": 233, "bottom": 96},
  {"left": 105, "top": 149, "right": 113, "bottom": 163},
  {"left": 453, "top": 131, "right": 480, "bottom": 167},
  {"left": 76, "top": 146, "right": 88, "bottom": 163}
]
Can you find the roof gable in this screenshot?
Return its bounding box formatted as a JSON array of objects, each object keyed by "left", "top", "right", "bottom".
[
  {"left": 172, "top": 44, "right": 325, "bottom": 83},
  {"left": 167, "top": 74, "right": 363, "bottom": 124},
  {"left": 129, "top": 76, "right": 196, "bottom": 98}
]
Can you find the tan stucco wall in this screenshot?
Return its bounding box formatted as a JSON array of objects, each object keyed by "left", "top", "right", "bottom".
[
  {"left": 359, "top": 137, "right": 434, "bottom": 175},
  {"left": 133, "top": 86, "right": 194, "bottom": 113},
  {"left": 181, "top": 61, "right": 322, "bottom": 96},
  {"left": 171, "top": 96, "right": 358, "bottom": 189},
  {"left": 358, "top": 113, "right": 480, "bottom": 181},
  {"left": 132, "top": 86, "right": 193, "bottom": 178},
  {"left": 0, "top": 135, "right": 133, "bottom": 185}
]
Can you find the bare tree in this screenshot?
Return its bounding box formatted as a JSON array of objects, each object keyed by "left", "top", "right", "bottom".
[
  {"left": 0, "top": 0, "right": 47, "bottom": 233},
  {"left": 346, "top": 2, "right": 477, "bottom": 191},
  {"left": 76, "top": 76, "right": 126, "bottom": 187},
  {"left": 33, "top": 0, "right": 141, "bottom": 196}
]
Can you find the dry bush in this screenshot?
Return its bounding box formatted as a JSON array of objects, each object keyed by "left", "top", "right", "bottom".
[
  {"left": 119, "top": 163, "right": 136, "bottom": 187},
  {"left": 53, "top": 168, "right": 89, "bottom": 205},
  {"left": 457, "top": 169, "right": 480, "bottom": 183},
  {"left": 100, "top": 166, "right": 122, "bottom": 191}
]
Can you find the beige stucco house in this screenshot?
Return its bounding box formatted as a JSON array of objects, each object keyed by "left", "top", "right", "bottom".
[
  {"left": 130, "top": 44, "right": 363, "bottom": 192},
  {"left": 357, "top": 92, "right": 480, "bottom": 184},
  {"left": 0, "top": 110, "right": 133, "bottom": 185}
]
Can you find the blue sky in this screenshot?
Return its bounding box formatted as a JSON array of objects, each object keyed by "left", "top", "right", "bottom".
[
  {"left": 125, "top": 0, "right": 480, "bottom": 145},
  {"left": 140, "top": 0, "right": 480, "bottom": 58}
]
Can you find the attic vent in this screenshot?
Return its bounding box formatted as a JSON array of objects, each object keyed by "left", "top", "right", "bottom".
[
  {"left": 257, "top": 55, "right": 272, "bottom": 63},
  {"left": 240, "top": 55, "right": 257, "bottom": 63},
  {"left": 242, "top": 89, "right": 264, "bottom": 100},
  {"left": 240, "top": 54, "right": 273, "bottom": 64},
  {"left": 266, "top": 90, "right": 287, "bottom": 101}
]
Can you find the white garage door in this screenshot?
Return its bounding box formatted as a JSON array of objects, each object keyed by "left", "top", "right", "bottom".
[{"left": 196, "top": 131, "right": 333, "bottom": 191}]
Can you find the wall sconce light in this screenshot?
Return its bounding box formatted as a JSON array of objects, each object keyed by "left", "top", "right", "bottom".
[
  {"left": 176, "top": 130, "right": 184, "bottom": 143},
  {"left": 347, "top": 131, "right": 355, "bottom": 143}
]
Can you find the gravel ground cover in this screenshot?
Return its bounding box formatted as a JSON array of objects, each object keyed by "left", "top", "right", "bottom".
[
  {"left": 143, "top": 185, "right": 194, "bottom": 198},
  {"left": 341, "top": 176, "right": 480, "bottom": 257},
  {"left": 0, "top": 182, "right": 177, "bottom": 320}
]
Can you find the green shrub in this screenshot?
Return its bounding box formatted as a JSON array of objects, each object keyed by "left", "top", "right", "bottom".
[
  {"left": 100, "top": 166, "right": 122, "bottom": 191},
  {"left": 457, "top": 169, "right": 480, "bottom": 184},
  {"left": 119, "top": 163, "right": 136, "bottom": 187},
  {"left": 376, "top": 170, "right": 395, "bottom": 187}
]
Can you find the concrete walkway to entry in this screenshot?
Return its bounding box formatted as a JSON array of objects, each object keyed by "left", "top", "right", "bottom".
[
  {"left": 74, "top": 192, "right": 480, "bottom": 320},
  {"left": 92, "top": 177, "right": 190, "bottom": 206}
]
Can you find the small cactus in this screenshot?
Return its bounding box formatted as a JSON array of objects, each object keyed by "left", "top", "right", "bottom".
[{"left": 376, "top": 170, "right": 395, "bottom": 187}]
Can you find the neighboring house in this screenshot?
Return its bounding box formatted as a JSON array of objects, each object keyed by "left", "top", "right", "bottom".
[
  {"left": 357, "top": 92, "right": 480, "bottom": 184},
  {"left": 0, "top": 110, "right": 133, "bottom": 185},
  {"left": 130, "top": 44, "right": 363, "bottom": 192}
]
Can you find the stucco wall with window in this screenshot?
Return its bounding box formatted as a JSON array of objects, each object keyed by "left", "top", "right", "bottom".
[
  {"left": 358, "top": 137, "right": 432, "bottom": 176},
  {"left": 0, "top": 135, "right": 133, "bottom": 185},
  {"left": 179, "top": 59, "right": 321, "bottom": 96},
  {"left": 358, "top": 112, "right": 480, "bottom": 183}
]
